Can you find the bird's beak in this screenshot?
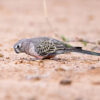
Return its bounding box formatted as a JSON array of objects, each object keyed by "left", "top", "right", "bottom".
[
  {"left": 14, "top": 49, "right": 20, "bottom": 53},
  {"left": 14, "top": 47, "right": 20, "bottom": 54}
]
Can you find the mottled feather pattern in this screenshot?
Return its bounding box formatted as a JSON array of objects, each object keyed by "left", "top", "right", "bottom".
[
  {"left": 35, "top": 39, "right": 56, "bottom": 56},
  {"left": 32, "top": 37, "right": 72, "bottom": 56}
]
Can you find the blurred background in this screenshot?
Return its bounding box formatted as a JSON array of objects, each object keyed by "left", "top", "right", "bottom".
[
  {"left": 0, "top": 0, "right": 100, "bottom": 100},
  {"left": 0, "top": 0, "right": 100, "bottom": 41}
]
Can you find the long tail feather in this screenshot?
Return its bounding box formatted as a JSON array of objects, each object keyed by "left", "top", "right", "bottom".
[{"left": 71, "top": 47, "right": 100, "bottom": 56}]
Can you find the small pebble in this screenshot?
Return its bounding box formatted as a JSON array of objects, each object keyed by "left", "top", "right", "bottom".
[
  {"left": 0, "top": 53, "right": 4, "bottom": 57},
  {"left": 26, "top": 75, "right": 41, "bottom": 81},
  {"left": 6, "top": 57, "right": 10, "bottom": 59},
  {"left": 90, "top": 66, "right": 96, "bottom": 70},
  {"left": 92, "top": 81, "right": 100, "bottom": 85},
  {"left": 56, "top": 67, "right": 66, "bottom": 72},
  {"left": 60, "top": 79, "right": 72, "bottom": 85}
]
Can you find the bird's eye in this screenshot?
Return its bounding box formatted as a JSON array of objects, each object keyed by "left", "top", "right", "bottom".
[
  {"left": 17, "top": 45, "right": 20, "bottom": 48},
  {"left": 17, "top": 43, "right": 21, "bottom": 48}
]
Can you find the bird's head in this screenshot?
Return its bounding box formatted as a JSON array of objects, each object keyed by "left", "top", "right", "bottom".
[{"left": 13, "top": 39, "right": 27, "bottom": 54}]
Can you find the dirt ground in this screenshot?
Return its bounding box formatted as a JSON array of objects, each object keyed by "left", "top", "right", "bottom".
[{"left": 0, "top": 0, "right": 100, "bottom": 100}]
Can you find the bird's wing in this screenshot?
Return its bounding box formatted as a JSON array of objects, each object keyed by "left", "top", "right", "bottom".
[
  {"left": 35, "top": 40, "right": 57, "bottom": 56},
  {"left": 31, "top": 37, "right": 75, "bottom": 56}
]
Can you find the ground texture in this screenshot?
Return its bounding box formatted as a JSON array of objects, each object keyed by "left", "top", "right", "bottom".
[{"left": 0, "top": 0, "right": 100, "bottom": 100}]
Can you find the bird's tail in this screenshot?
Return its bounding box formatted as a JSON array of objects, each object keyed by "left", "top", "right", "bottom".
[{"left": 69, "top": 47, "right": 100, "bottom": 56}]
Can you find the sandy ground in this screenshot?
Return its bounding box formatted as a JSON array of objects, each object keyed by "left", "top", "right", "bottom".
[{"left": 0, "top": 0, "right": 100, "bottom": 100}]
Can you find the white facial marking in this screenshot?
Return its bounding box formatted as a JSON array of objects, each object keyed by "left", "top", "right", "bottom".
[
  {"left": 29, "top": 43, "right": 39, "bottom": 57},
  {"left": 18, "top": 43, "right": 22, "bottom": 47}
]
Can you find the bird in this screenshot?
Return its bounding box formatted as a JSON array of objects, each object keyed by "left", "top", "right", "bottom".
[{"left": 14, "top": 37, "right": 100, "bottom": 60}]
